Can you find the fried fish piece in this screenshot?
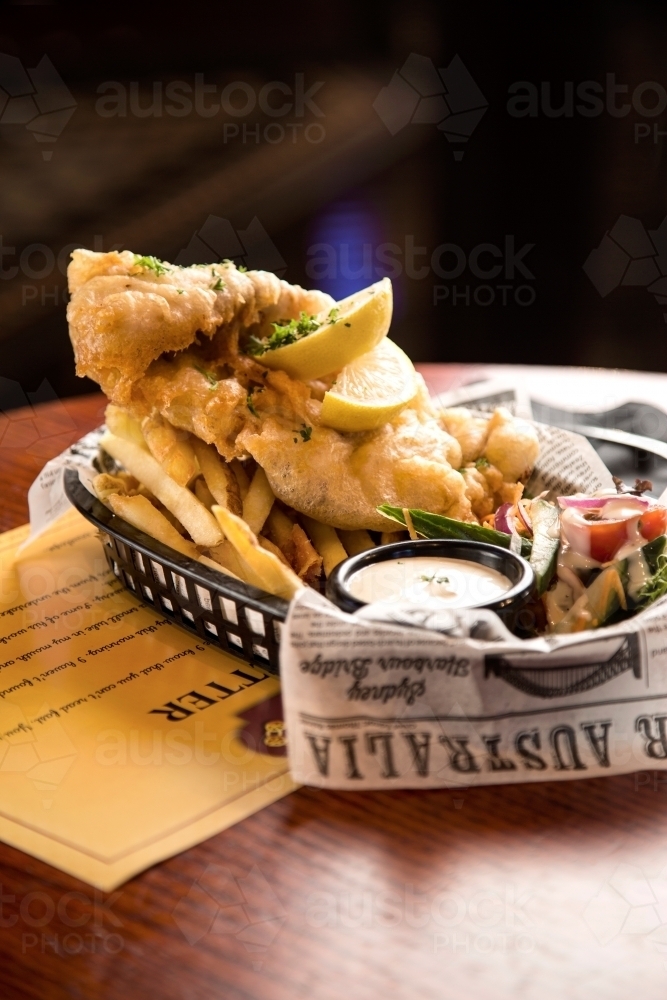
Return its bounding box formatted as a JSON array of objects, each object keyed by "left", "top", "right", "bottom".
[
  {"left": 67, "top": 250, "right": 540, "bottom": 534},
  {"left": 439, "top": 405, "right": 539, "bottom": 480},
  {"left": 238, "top": 382, "right": 472, "bottom": 531},
  {"left": 67, "top": 249, "right": 333, "bottom": 404}
]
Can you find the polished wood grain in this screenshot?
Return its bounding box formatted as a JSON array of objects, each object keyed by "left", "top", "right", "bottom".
[{"left": 2, "top": 378, "right": 667, "bottom": 1000}]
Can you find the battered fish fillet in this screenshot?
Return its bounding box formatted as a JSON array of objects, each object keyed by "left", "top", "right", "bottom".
[
  {"left": 67, "top": 250, "right": 540, "bottom": 530},
  {"left": 67, "top": 249, "right": 334, "bottom": 404}
]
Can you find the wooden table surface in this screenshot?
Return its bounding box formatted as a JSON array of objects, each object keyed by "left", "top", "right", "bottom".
[{"left": 2, "top": 372, "right": 667, "bottom": 1000}]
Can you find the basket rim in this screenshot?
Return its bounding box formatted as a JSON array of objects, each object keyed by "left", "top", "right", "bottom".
[{"left": 63, "top": 467, "right": 289, "bottom": 622}]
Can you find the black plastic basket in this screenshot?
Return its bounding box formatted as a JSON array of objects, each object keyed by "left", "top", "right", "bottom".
[{"left": 64, "top": 468, "right": 288, "bottom": 674}]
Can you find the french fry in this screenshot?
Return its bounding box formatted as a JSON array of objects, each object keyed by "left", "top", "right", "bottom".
[
  {"left": 194, "top": 477, "right": 216, "bottom": 510},
  {"left": 208, "top": 540, "right": 251, "bottom": 582},
  {"left": 380, "top": 531, "right": 404, "bottom": 546},
  {"left": 243, "top": 467, "right": 274, "bottom": 535},
  {"left": 265, "top": 508, "right": 322, "bottom": 583},
  {"left": 212, "top": 506, "right": 303, "bottom": 599},
  {"left": 339, "top": 529, "right": 376, "bottom": 556},
  {"left": 141, "top": 415, "right": 199, "bottom": 487},
  {"left": 259, "top": 535, "right": 290, "bottom": 567},
  {"left": 105, "top": 404, "right": 147, "bottom": 449},
  {"left": 266, "top": 506, "right": 294, "bottom": 551},
  {"left": 93, "top": 473, "right": 135, "bottom": 502},
  {"left": 230, "top": 459, "right": 251, "bottom": 500},
  {"left": 198, "top": 553, "right": 242, "bottom": 581},
  {"left": 154, "top": 503, "right": 187, "bottom": 535},
  {"left": 191, "top": 438, "right": 242, "bottom": 515},
  {"left": 101, "top": 432, "right": 223, "bottom": 547},
  {"left": 291, "top": 524, "right": 323, "bottom": 584},
  {"left": 302, "top": 516, "right": 348, "bottom": 577},
  {"left": 107, "top": 494, "right": 198, "bottom": 560}
]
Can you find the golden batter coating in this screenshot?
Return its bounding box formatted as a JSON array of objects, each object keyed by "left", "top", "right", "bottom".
[{"left": 67, "top": 250, "right": 539, "bottom": 531}]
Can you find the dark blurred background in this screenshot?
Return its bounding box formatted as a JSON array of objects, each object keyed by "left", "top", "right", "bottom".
[{"left": 2, "top": 1, "right": 667, "bottom": 407}]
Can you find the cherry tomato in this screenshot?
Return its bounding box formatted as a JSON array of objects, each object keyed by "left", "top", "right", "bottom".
[
  {"left": 561, "top": 503, "right": 667, "bottom": 563},
  {"left": 638, "top": 505, "right": 667, "bottom": 543}
]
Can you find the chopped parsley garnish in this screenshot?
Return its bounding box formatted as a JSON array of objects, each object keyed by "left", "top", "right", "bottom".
[
  {"left": 327, "top": 307, "right": 340, "bottom": 324},
  {"left": 421, "top": 573, "right": 450, "bottom": 584},
  {"left": 475, "top": 456, "right": 490, "bottom": 469},
  {"left": 238, "top": 264, "right": 248, "bottom": 273},
  {"left": 292, "top": 422, "right": 312, "bottom": 443},
  {"left": 212, "top": 278, "right": 225, "bottom": 291},
  {"left": 246, "top": 312, "right": 320, "bottom": 356},
  {"left": 194, "top": 364, "right": 218, "bottom": 388},
  {"left": 177, "top": 289, "right": 184, "bottom": 295},
  {"left": 132, "top": 254, "right": 169, "bottom": 276},
  {"left": 246, "top": 387, "right": 262, "bottom": 417}
]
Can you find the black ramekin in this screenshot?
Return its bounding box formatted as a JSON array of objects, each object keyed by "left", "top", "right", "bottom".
[{"left": 326, "top": 538, "right": 535, "bottom": 630}]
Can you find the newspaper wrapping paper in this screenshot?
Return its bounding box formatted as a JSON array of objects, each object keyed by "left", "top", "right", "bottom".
[
  {"left": 280, "top": 415, "right": 667, "bottom": 789},
  {"left": 22, "top": 381, "right": 667, "bottom": 789},
  {"left": 20, "top": 427, "right": 101, "bottom": 553}
]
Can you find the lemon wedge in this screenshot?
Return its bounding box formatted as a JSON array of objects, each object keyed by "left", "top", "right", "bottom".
[
  {"left": 257, "top": 277, "right": 392, "bottom": 381},
  {"left": 320, "top": 338, "right": 418, "bottom": 432}
]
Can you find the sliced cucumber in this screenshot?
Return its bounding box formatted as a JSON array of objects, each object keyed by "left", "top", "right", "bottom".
[
  {"left": 642, "top": 534, "right": 667, "bottom": 575},
  {"left": 529, "top": 499, "right": 560, "bottom": 595},
  {"left": 377, "top": 504, "right": 533, "bottom": 559}
]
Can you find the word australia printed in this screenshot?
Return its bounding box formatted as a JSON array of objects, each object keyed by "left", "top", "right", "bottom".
[{"left": 280, "top": 589, "right": 667, "bottom": 790}]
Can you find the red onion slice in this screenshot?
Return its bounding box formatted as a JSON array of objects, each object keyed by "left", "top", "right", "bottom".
[
  {"left": 494, "top": 503, "right": 514, "bottom": 535},
  {"left": 558, "top": 494, "right": 651, "bottom": 512},
  {"left": 557, "top": 496, "right": 608, "bottom": 510}
]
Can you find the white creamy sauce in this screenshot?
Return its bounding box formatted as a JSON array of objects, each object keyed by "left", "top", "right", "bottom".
[{"left": 347, "top": 556, "right": 512, "bottom": 609}]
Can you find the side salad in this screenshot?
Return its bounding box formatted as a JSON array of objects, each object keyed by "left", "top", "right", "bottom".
[{"left": 379, "top": 480, "right": 667, "bottom": 634}]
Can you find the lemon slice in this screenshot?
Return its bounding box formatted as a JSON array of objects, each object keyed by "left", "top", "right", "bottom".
[
  {"left": 258, "top": 277, "right": 392, "bottom": 381},
  {"left": 320, "top": 338, "right": 417, "bottom": 432}
]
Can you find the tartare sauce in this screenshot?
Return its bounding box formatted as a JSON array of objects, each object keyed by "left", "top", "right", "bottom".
[{"left": 347, "top": 556, "right": 512, "bottom": 609}]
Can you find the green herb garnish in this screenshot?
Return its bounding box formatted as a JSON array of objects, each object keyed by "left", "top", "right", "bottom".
[
  {"left": 247, "top": 388, "right": 260, "bottom": 417},
  {"left": 475, "top": 456, "right": 490, "bottom": 469},
  {"left": 292, "top": 422, "right": 312, "bottom": 442},
  {"left": 246, "top": 312, "right": 320, "bottom": 356},
  {"left": 638, "top": 553, "right": 667, "bottom": 607},
  {"left": 327, "top": 307, "right": 340, "bottom": 324},
  {"left": 194, "top": 364, "right": 218, "bottom": 388},
  {"left": 212, "top": 278, "right": 225, "bottom": 291},
  {"left": 420, "top": 574, "right": 450, "bottom": 584},
  {"left": 133, "top": 255, "right": 169, "bottom": 276},
  {"left": 238, "top": 265, "right": 248, "bottom": 273}
]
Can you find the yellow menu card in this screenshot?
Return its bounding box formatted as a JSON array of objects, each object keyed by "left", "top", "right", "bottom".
[{"left": 0, "top": 509, "right": 295, "bottom": 890}]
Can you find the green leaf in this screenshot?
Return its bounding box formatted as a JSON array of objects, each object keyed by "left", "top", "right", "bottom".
[
  {"left": 377, "top": 504, "right": 533, "bottom": 558},
  {"left": 638, "top": 548, "right": 667, "bottom": 607}
]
